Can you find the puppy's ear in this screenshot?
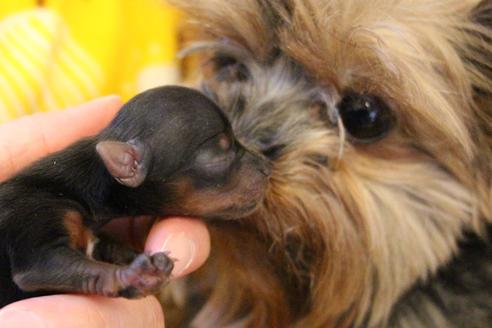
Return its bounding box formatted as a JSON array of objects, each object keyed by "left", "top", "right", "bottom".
[{"left": 96, "top": 139, "right": 151, "bottom": 187}]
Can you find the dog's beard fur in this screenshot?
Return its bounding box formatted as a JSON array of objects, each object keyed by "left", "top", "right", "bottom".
[{"left": 167, "top": 0, "right": 492, "bottom": 327}]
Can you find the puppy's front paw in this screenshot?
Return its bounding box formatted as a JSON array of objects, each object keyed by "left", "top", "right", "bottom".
[{"left": 117, "top": 252, "right": 174, "bottom": 298}]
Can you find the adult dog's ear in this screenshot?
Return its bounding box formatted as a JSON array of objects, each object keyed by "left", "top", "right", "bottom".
[
  {"left": 469, "top": 0, "right": 492, "bottom": 114},
  {"left": 96, "top": 139, "right": 151, "bottom": 187},
  {"left": 468, "top": 0, "right": 492, "bottom": 199},
  {"left": 474, "top": 0, "right": 492, "bottom": 28},
  {"left": 470, "top": 0, "right": 492, "bottom": 94}
]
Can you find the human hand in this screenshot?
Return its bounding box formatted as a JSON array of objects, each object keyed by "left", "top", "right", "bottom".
[{"left": 0, "top": 96, "right": 211, "bottom": 327}]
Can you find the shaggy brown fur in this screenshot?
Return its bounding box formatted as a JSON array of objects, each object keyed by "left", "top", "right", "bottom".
[{"left": 167, "top": 0, "right": 492, "bottom": 327}]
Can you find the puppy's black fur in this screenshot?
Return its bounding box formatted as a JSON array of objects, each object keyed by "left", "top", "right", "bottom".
[{"left": 0, "top": 86, "right": 269, "bottom": 307}]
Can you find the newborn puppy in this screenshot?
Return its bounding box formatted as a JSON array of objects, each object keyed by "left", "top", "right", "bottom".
[{"left": 0, "top": 86, "right": 270, "bottom": 307}]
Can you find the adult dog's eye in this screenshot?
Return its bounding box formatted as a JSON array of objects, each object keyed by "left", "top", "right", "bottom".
[
  {"left": 338, "top": 93, "right": 394, "bottom": 142},
  {"left": 212, "top": 55, "right": 249, "bottom": 82}
]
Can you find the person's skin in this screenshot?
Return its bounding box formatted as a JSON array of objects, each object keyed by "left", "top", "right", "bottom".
[{"left": 0, "top": 95, "right": 211, "bottom": 327}]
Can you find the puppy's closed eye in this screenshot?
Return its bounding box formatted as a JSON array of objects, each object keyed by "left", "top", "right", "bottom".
[{"left": 192, "top": 133, "right": 236, "bottom": 177}]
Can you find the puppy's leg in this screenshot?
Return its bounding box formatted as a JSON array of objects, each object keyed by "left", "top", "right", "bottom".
[
  {"left": 10, "top": 246, "right": 174, "bottom": 298},
  {"left": 8, "top": 208, "right": 172, "bottom": 299}
]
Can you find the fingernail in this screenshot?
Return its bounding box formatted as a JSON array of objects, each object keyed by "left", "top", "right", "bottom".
[
  {"left": 160, "top": 232, "right": 196, "bottom": 276},
  {"left": 0, "top": 309, "right": 48, "bottom": 328}
]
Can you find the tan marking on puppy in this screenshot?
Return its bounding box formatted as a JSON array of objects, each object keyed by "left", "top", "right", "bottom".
[
  {"left": 169, "top": 166, "right": 266, "bottom": 219},
  {"left": 63, "top": 211, "right": 96, "bottom": 256}
]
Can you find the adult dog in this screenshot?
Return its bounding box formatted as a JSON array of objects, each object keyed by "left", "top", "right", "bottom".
[{"left": 169, "top": 1, "right": 492, "bottom": 327}]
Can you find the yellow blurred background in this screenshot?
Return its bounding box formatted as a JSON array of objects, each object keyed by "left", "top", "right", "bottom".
[{"left": 0, "top": 0, "right": 184, "bottom": 123}]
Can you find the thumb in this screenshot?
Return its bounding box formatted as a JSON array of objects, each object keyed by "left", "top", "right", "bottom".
[
  {"left": 145, "top": 217, "right": 211, "bottom": 278},
  {"left": 0, "top": 295, "right": 164, "bottom": 328}
]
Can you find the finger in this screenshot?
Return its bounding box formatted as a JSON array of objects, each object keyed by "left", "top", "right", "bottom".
[
  {"left": 0, "top": 295, "right": 164, "bottom": 328},
  {"left": 145, "top": 217, "right": 211, "bottom": 278},
  {"left": 0, "top": 95, "right": 121, "bottom": 181}
]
